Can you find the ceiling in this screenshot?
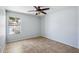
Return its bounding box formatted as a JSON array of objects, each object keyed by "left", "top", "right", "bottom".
[
  {"left": 2, "top": 6, "right": 50, "bottom": 16},
  {"left": 0, "top": 6, "right": 75, "bottom": 16}
]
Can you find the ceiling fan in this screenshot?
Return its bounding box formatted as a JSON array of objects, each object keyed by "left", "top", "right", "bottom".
[{"left": 28, "top": 6, "right": 50, "bottom": 15}]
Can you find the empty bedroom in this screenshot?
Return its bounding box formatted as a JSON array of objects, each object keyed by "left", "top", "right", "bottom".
[{"left": 0, "top": 6, "right": 79, "bottom": 53}]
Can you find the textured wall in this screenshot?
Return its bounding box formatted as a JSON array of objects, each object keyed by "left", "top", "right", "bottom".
[
  {"left": 0, "top": 8, "right": 6, "bottom": 52},
  {"left": 41, "top": 7, "right": 78, "bottom": 48},
  {"left": 6, "top": 11, "right": 41, "bottom": 42}
]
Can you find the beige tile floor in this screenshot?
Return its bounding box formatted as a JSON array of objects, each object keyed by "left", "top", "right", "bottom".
[{"left": 4, "top": 37, "right": 79, "bottom": 53}]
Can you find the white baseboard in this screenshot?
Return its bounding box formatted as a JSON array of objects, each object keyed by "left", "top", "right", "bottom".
[
  {"left": 7, "top": 35, "right": 40, "bottom": 43},
  {"left": 42, "top": 35, "right": 78, "bottom": 49}
]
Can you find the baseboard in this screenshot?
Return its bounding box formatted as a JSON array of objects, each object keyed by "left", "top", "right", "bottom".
[
  {"left": 7, "top": 36, "right": 42, "bottom": 43},
  {"left": 42, "top": 36, "right": 79, "bottom": 49}
]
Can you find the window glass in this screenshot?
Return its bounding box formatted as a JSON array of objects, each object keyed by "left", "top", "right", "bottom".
[{"left": 8, "top": 16, "right": 20, "bottom": 34}]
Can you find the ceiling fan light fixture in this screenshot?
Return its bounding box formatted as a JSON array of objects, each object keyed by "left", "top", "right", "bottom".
[{"left": 28, "top": 6, "right": 50, "bottom": 15}]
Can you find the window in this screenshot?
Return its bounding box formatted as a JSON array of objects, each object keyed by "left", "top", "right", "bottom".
[{"left": 8, "top": 16, "right": 20, "bottom": 34}]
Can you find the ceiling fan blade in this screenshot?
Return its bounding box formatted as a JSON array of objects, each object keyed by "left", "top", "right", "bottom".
[
  {"left": 28, "top": 10, "right": 36, "bottom": 12},
  {"left": 41, "top": 8, "right": 50, "bottom": 10},
  {"left": 41, "top": 11, "right": 47, "bottom": 14},
  {"left": 34, "top": 6, "right": 38, "bottom": 9}
]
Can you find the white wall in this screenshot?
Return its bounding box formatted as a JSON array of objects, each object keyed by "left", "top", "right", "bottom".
[
  {"left": 77, "top": 7, "right": 79, "bottom": 48},
  {"left": 41, "top": 7, "right": 78, "bottom": 48},
  {"left": 0, "top": 8, "right": 6, "bottom": 52},
  {"left": 6, "top": 11, "right": 41, "bottom": 42}
]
